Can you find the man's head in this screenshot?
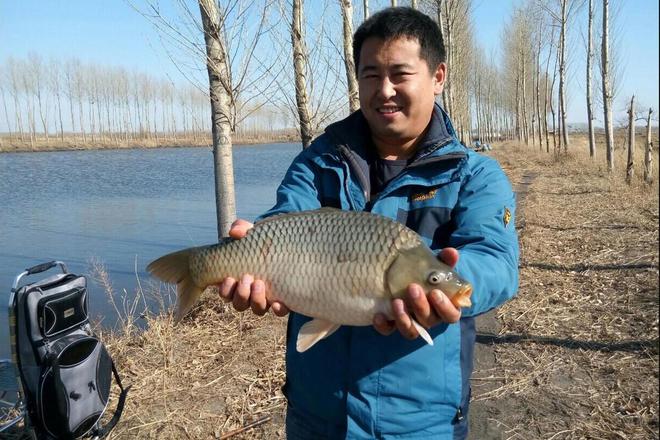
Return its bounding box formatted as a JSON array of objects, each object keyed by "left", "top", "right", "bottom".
[
  {"left": 353, "top": 7, "right": 446, "bottom": 75},
  {"left": 352, "top": 8, "right": 447, "bottom": 158}
]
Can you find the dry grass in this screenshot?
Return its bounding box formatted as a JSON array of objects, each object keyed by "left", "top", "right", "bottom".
[
  {"left": 0, "top": 131, "right": 299, "bottom": 153},
  {"left": 476, "top": 139, "right": 659, "bottom": 439},
  {"left": 101, "top": 286, "right": 288, "bottom": 440}
]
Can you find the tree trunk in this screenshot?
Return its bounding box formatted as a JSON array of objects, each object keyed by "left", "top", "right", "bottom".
[
  {"left": 535, "top": 32, "right": 542, "bottom": 150},
  {"left": 550, "top": 42, "right": 559, "bottom": 152},
  {"left": 0, "top": 86, "right": 12, "bottom": 141},
  {"left": 644, "top": 108, "right": 653, "bottom": 183},
  {"left": 340, "top": 0, "right": 360, "bottom": 113},
  {"left": 521, "top": 58, "right": 529, "bottom": 145},
  {"left": 515, "top": 73, "right": 521, "bottom": 141},
  {"left": 363, "top": 0, "right": 369, "bottom": 20},
  {"left": 626, "top": 95, "right": 635, "bottom": 184},
  {"left": 55, "top": 91, "right": 65, "bottom": 142},
  {"left": 559, "top": 0, "right": 569, "bottom": 152},
  {"left": 199, "top": 0, "right": 237, "bottom": 239},
  {"left": 292, "top": 0, "right": 314, "bottom": 149},
  {"left": 586, "top": 0, "right": 596, "bottom": 158},
  {"left": 440, "top": 1, "right": 454, "bottom": 119},
  {"left": 602, "top": 0, "right": 614, "bottom": 171}
]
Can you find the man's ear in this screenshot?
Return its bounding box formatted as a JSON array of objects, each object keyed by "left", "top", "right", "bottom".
[{"left": 433, "top": 63, "right": 447, "bottom": 95}]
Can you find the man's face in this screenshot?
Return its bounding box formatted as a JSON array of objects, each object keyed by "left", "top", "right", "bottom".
[{"left": 358, "top": 36, "right": 445, "bottom": 155}]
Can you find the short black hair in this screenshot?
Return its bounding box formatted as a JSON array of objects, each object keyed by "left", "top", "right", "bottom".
[{"left": 352, "top": 7, "right": 446, "bottom": 74}]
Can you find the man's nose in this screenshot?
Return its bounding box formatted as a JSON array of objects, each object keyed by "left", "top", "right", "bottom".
[{"left": 376, "top": 77, "right": 396, "bottom": 100}]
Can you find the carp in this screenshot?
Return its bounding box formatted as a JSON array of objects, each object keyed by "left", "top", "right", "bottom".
[{"left": 147, "top": 208, "right": 472, "bottom": 352}]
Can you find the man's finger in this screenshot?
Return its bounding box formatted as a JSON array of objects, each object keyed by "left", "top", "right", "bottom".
[
  {"left": 373, "top": 313, "right": 396, "bottom": 336},
  {"left": 250, "top": 279, "right": 268, "bottom": 316},
  {"left": 229, "top": 219, "right": 254, "bottom": 239},
  {"left": 406, "top": 284, "right": 436, "bottom": 328},
  {"left": 218, "top": 277, "right": 237, "bottom": 302},
  {"left": 232, "top": 274, "right": 253, "bottom": 312},
  {"left": 271, "top": 301, "right": 290, "bottom": 317},
  {"left": 393, "top": 299, "right": 419, "bottom": 340},
  {"left": 438, "top": 247, "right": 459, "bottom": 268},
  {"left": 429, "top": 289, "right": 461, "bottom": 323}
]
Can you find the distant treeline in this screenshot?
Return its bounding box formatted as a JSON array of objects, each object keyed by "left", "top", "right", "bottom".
[{"left": 0, "top": 54, "right": 293, "bottom": 148}]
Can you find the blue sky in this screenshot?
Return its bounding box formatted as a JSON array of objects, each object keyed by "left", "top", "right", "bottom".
[{"left": 1, "top": 0, "right": 658, "bottom": 125}]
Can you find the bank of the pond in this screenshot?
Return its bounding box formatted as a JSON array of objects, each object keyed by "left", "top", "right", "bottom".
[{"left": 0, "top": 132, "right": 301, "bottom": 153}]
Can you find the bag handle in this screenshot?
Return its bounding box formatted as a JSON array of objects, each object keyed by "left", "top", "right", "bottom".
[
  {"left": 12, "top": 260, "right": 69, "bottom": 292},
  {"left": 91, "top": 361, "right": 131, "bottom": 439}
]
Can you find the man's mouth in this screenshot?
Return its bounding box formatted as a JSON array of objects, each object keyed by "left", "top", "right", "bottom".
[{"left": 377, "top": 106, "right": 403, "bottom": 114}]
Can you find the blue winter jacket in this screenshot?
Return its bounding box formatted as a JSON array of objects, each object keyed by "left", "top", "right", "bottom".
[{"left": 261, "top": 104, "right": 519, "bottom": 439}]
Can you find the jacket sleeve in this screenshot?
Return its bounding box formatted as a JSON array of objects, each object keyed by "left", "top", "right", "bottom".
[
  {"left": 257, "top": 148, "right": 323, "bottom": 220},
  {"left": 448, "top": 155, "right": 519, "bottom": 317}
]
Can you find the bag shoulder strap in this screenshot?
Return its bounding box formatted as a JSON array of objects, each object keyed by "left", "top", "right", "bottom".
[{"left": 91, "top": 361, "right": 131, "bottom": 439}]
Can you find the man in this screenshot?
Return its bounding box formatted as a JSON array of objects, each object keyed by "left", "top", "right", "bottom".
[{"left": 219, "top": 7, "right": 519, "bottom": 439}]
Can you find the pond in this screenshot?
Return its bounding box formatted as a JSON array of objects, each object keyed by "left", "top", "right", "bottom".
[{"left": 0, "top": 143, "right": 301, "bottom": 357}]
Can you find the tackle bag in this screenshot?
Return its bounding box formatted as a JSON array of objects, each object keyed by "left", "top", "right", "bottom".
[{"left": 10, "top": 261, "right": 130, "bottom": 439}]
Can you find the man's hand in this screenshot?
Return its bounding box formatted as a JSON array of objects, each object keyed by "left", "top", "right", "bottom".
[
  {"left": 217, "top": 219, "right": 290, "bottom": 317},
  {"left": 372, "top": 248, "right": 462, "bottom": 339}
]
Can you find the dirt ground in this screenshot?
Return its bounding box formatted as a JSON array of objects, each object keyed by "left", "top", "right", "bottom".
[
  {"left": 3, "top": 138, "right": 658, "bottom": 439},
  {"left": 469, "top": 141, "right": 659, "bottom": 439}
]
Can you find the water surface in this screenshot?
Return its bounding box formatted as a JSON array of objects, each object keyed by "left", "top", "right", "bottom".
[{"left": 0, "top": 143, "right": 301, "bottom": 357}]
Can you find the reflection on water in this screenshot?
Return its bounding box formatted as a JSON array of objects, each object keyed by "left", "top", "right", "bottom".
[{"left": 0, "top": 143, "right": 300, "bottom": 357}]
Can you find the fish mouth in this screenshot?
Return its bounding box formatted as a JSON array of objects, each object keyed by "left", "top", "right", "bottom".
[{"left": 451, "top": 285, "right": 473, "bottom": 308}]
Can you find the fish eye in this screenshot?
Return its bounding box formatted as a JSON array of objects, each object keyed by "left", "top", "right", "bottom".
[
  {"left": 427, "top": 271, "right": 442, "bottom": 285},
  {"left": 428, "top": 271, "right": 455, "bottom": 285}
]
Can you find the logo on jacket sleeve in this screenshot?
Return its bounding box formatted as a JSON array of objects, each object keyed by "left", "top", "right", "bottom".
[
  {"left": 503, "top": 207, "right": 511, "bottom": 227},
  {"left": 411, "top": 189, "right": 437, "bottom": 202}
]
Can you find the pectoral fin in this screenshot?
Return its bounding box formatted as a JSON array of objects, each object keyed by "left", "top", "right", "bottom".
[
  {"left": 297, "top": 319, "right": 341, "bottom": 352},
  {"left": 412, "top": 319, "right": 434, "bottom": 346}
]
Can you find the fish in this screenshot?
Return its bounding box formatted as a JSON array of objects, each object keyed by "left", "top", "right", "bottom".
[{"left": 147, "top": 208, "right": 473, "bottom": 352}]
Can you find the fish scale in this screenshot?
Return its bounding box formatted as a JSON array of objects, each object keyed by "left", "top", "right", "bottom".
[
  {"left": 147, "top": 208, "right": 473, "bottom": 351},
  {"left": 187, "top": 210, "right": 405, "bottom": 324}
]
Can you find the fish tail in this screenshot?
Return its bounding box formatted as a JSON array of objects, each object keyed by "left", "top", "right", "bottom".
[{"left": 147, "top": 248, "right": 203, "bottom": 321}]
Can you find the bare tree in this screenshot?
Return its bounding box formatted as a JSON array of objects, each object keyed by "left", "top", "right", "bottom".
[
  {"left": 340, "top": 0, "right": 360, "bottom": 113},
  {"left": 434, "top": 0, "right": 474, "bottom": 142},
  {"left": 29, "top": 53, "right": 50, "bottom": 144},
  {"left": 601, "top": 0, "right": 614, "bottom": 171},
  {"left": 557, "top": 0, "right": 569, "bottom": 151},
  {"left": 47, "top": 59, "right": 66, "bottom": 142},
  {"left": 7, "top": 59, "right": 25, "bottom": 141},
  {"left": 625, "top": 94, "right": 634, "bottom": 184},
  {"left": 292, "top": 0, "right": 314, "bottom": 148},
  {"left": 198, "top": 0, "right": 236, "bottom": 237},
  {"left": 643, "top": 108, "right": 653, "bottom": 184},
  {"left": 131, "top": 0, "right": 281, "bottom": 234},
  {"left": 585, "top": 0, "right": 595, "bottom": 158},
  {"left": 0, "top": 66, "right": 13, "bottom": 141}
]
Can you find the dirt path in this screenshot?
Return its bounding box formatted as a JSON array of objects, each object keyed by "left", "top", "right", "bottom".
[
  {"left": 469, "top": 170, "right": 537, "bottom": 439},
  {"left": 469, "top": 142, "right": 659, "bottom": 439}
]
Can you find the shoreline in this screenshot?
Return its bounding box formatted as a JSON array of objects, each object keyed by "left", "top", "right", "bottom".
[{"left": 0, "top": 133, "right": 302, "bottom": 154}]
